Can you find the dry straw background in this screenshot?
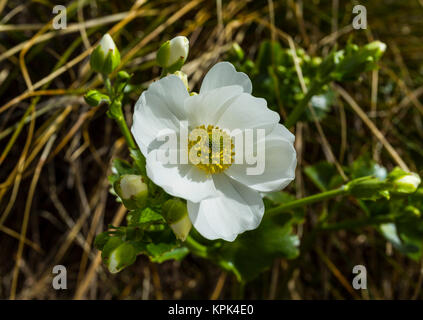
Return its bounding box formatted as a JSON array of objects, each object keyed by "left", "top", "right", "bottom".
[{"left": 1, "top": 0, "right": 423, "bottom": 299}]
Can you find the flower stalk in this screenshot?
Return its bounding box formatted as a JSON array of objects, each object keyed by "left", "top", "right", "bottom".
[{"left": 267, "top": 186, "right": 348, "bottom": 217}]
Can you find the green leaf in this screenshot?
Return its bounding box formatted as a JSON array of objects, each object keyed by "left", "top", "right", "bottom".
[
  {"left": 349, "top": 155, "right": 387, "bottom": 180},
  {"left": 305, "top": 89, "right": 335, "bottom": 121},
  {"left": 264, "top": 191, "right": 305, "bottom": 222},
  {"left": 101, "top": 237, "right": 124, "bottom": 261},
  {"left": 379, "top": 219, "right": 423, "bottom": 260},
  {"left": 146, "top": 242, "right": 176, "bottom": 259},
  {"left": 127, "top": 207, "right": 165, "bottom": 226},
  {"left": 304, "top": 161, "right": 341, "bottom": 191},
  {"left": 106, "top": 242, "right": 137, "bottom": 274},
  {"left": 94, "top": 231, "right": 110, "bottom": 251},
  {"left": 112, "top": 158, "right": 138, "bottom": 176},
  {"left": 101, "top": 237, "right": 137, "bottom": 273},
  {"left": 396, "top": 218, "right": 423, "bottom": 260},
  {"left": 256, "top": 40, "right": 282, "bottom": 74},
  {"left": 218, "top": 214, "right": 300, "bottom": 282},
  {"left": 129, "top": 149, "right": 146, "bottom": 176},
  {"left": 149, "top": 246, "right": 189, "bottom": 263}
]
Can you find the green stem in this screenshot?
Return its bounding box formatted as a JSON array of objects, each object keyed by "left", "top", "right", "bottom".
[
  {"left": 113, "top": 107, "right": 137, "bottom": 150},
  {"left": 284, "top": 81, "right": 322, "bottom": 129},
  {"left": 184, "top": 235, "right": 208, "bottom": 258},
  {"left": 102, "top": 74, "right": 137, "bottom": 150},
  {"left": 184, "top": 235, "right": 242, "bottom": 280},
  {"left": 103, "top": 74, "right": 114, "bottom": 97},
  {"left": 267, "top": 186, "right": 348, "bottom": 217}
]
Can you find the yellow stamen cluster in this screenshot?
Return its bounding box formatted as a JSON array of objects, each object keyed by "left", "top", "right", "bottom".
[{"left": 188, "top": 124, "right": 235, "bottom": 174}]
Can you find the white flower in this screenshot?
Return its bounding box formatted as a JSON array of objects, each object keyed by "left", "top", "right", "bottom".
[{"left": 131, "top": 62, "right": 296, "bottom": 241}]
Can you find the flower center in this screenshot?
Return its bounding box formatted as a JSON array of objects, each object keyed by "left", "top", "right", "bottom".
[{"left": 188, "top": 124, "right": 234, "bottom": 174}]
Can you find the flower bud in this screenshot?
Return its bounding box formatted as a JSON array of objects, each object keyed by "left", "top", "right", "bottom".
[
  {"left": 389, "top": 168, "right": 421, "bottom": 194},
  {"left": 115, "top": 71, "right": 131, "bottom": 94},
  {"left": 102, "top": 238, "right": 136, "bottom": 274},
  {"left": 84, "top": 90, "right": 110, "bottom": 106},
  {"left": 173, "top": 71, "right": 189, "bottom": 90},
  {"left": 162, "top": 199, "right": 192, "bottom": 241},
  {"left": 156, "top": 36, "right": 189, "bottom": 72},
  {"left": 114, "top": 174, "right": 148, "bottom": 210},
  {"left": 117, "top": 70, "right": 131, "bottom": 81},
  {"left": 346, "top": 176, "right": 390, "bottom": 200},
  {"left": 364, "top": 41, "right": 387, "bottom": 60},
  {"left": 90, "top": 33, "right": 121, "bottom": 75}
]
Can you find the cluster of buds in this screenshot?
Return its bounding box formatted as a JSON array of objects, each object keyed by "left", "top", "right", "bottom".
[
  {"left": 317, "top": 41, "right": 387, "bottom": 83},
  {"left": 87, "top": 35, "right": 195, "bottom": 267},
  {"left": 84, "top": 34, "right": 129, "bottom": 109}
]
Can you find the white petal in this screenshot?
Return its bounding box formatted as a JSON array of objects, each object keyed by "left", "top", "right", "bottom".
[
  {"left": 185, "top": 85, "right": 243, "bottom": 127},
  {"left": 131, "top": 75, "right": 189, "bottom": 155},
  {"left": 225, "top": 124, "right": 297, "bottom": 192},
  {"left": 188, "top": 174, "right": 264, "bottom": 241},
  {"left": 146, "top": 149, "right": 216, "bottom": 203},
  {"left": 216, "top": 93, "right": 280, "bottom": 132},
  {"left": 200, "top": 62, "right": 252, "bottom": 94}
]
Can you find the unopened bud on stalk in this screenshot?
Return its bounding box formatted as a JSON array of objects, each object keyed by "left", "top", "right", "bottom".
[
  {"left": 117, "top": 70, "right": 130, "bottom": 81},
  {"left": 364, "top": 41, "right": 387, "bottom": 60},
  {"left": 162, "top": 199, "right": 192, "bottom": 241},
  {"left": 114, "top": 174, "right": 148, "bottom": 210},
  {"left": 389, "top": 168, "right": 421, "bottom": 194},
  {"left": 90, "top": 33, "right": 121, "bottom": 75},
  {"left": 102, "top": 238, "right": 136, "bottom": 274},
  {"left": 156, "top": 36, "right": 189, "bottom": 73},
  {"left": 345, "top": 176, "right": 390, "bottom": 200},
  {"left": 84, "top": 90, "right": 110, "bottom": 106}
]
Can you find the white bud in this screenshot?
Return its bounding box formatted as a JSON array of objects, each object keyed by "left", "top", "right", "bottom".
[
  {"left": 168, "top": 36, "right": 189, "bottom": 66},
  {"left": 170, "top": 214, "right": 192, "bottom": 241},
  {"left": 120, "top": 174, "right": 148, "bottom": 200},
  {"left": 157, "top": 36, "right": 189, "bottom": 72},
  {"left": 99, "top": 33, "right": 116, "bottom": 54},
  {"left": 394, "top": 173, "right": 421, "bottom": 194},
  {"left": 90, "top": 33, "right": 120, "bottom": 74}
]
